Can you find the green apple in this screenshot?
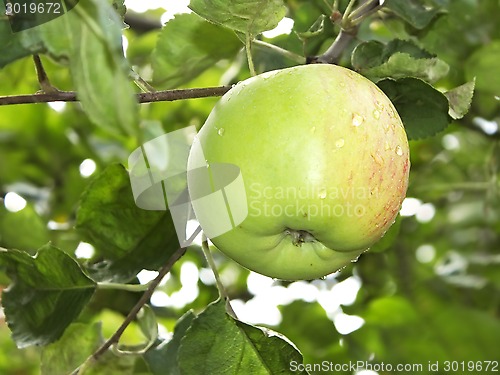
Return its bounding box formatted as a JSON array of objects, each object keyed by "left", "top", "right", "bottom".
[{"left": 187, "top": 64, "right": 410, "bottom": 280}]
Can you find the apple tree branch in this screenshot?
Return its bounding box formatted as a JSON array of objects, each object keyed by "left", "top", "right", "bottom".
[{"left": 0, "top": 86, "right": 232, "bottom": 106}]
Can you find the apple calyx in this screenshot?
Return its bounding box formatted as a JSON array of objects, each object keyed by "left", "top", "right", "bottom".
[{"left": 286, "top": 228, "right": 317, "bottom": 246}]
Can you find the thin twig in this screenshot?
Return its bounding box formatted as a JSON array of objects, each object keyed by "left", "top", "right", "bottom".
[
  {"left": 309, "top": 28, "right": 357, "bottom": 64},
  {"left": 309, "top": 0, "right": 381, "bottom": 64},
  {"left": 136, "top": 86, "right": 231, "bottom": 103},
  {"left": 130, "top": 69, "right": 157, "bottom": 93},
  {"left": 70, "top": 245, "right": 187, "bottom": 375},
  {"left": 253, "top": 40, "right": 306, "bottom": 64},
  {"left": 33, "top": 55, "right": 59, "bottom": 93},
  {"left": 0, "top": 86, "right": 232, "bottom": 106}
]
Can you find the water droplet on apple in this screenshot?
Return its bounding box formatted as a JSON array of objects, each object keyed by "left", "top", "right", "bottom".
[
  {"left": 373, "top": 109, "right": 381, "bottom": 119},
  {"left": 374, "top": 100, "right": 384, "bottom": 110},
  {"left": 395, "top": 145, "right": 403, "bottom": 156},
  {"left": 311, "top": 126, "right": 316, "bottom": 133},
  {"left": 318, "top": 188, "right": 327, "bottom": 199},
  {"left": 371, "top": 152, "right": 384, "bottom": 166},
  {"left": 352, "top": 113, "right": 364, "bottom": 127},
  {"left": 217, "top": 128, "right": 225, "bottom": 136},
  {"left": 383, "top": 122, "right": 390, "bottom": 133},
  {"left": 335, "top": 138, "right": 345, "bottom": 148},
  {"left": 384, "top": 141, "right": 391, "bottom": 150}
]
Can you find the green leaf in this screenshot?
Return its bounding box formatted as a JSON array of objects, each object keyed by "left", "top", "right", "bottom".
[
  {"left": 444, "top": 80, "right": 475, "bottom": 120},
  {"left": 351, "top": 40, "right": 385, "bottom": 70},
  {"left": 177, "top": 299, "right": 307, "bottom": 374},
  {"left": 366, "top": 52, "right": 449, "bottom": 83},
  {"left": 112, "top": 0, "right": 127, "bottom": 21},
  {"left": 378, "top": 78, "right": 450, "bottom": 140},
  {"left": 235, "top": 324, "right": 308, "bottom": 375},
  {"left": 144, "top": 311, "right": 196, "bottom": 375},
  {"left": 0, "top": 244, "right": 96, "bottom": 347},
  {"left": 189, "top": 0, "right": 287, "bottom": 36},
  {"left": 40, "top": 315, "right": 139, "bottom": 374},
  {"left": 136, "top": 305, "right": 158, "bottom": 343},
  {"left": 41, "top": 322, "right": 103, "bottom": 375},
  {"left": 75, "top": 164, "right": 179, "bottom": 282},
  {"left": 152, "top": 13, "right": 241, "bottom": 88},
  {"left": 352, "top": 39, "right": 434, "bottom": 70},
  {"left": 0, "top": 204, "right": 50, "bottom": 253},
  {"left": 0, "top": 319, "right": 39, "bottom": 373},
  {"left": 4, "top": 0, "right": 80, "bottom": 33},
  {"left": 465, "top": 40, "right": 500, "bottom": 95},
  {"left": 40, "top": 0, "right": 139, "bottom": 137},
  {"left": 382, "top": 39, "right": 435, "bottom": 59},
  {"left": 81, "top": 350, "right": 137, "bottom": 375},
  {"left": 38, "top": 9, "right": 70, "bottom": 59},
  {"left": 352, "top": 39, "right": 449, "bottom": 83},
  {"left": 384, "top": 0, "right": 443, "bottom": 29},
  {"left": 295, "top": 15, "right": 326, "bottom": 40},
  {"left": 0, "top": 17, "right": 44, "bottom": 68}
]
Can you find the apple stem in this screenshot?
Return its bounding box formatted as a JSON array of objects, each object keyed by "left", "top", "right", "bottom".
[{"left": 201, "top": 235, "right": 238, "bottom": 319}]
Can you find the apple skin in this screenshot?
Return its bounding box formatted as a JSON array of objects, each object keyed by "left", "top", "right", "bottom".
[{"left": 187, "top": 64, "right": 410, "bottom": 280}]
